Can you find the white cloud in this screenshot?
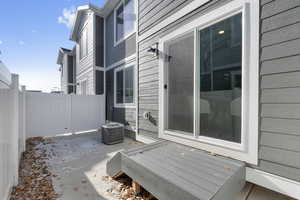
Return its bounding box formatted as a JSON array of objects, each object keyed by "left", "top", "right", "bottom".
[
  {"left": 0, "top": 40, "right": 2, "bottom": 45},
  {"left": 19, "top": 41, "right": 25, "bottom": 45},
  {"left": 58, "top": 6, "right": 76, "bottom": 29}
]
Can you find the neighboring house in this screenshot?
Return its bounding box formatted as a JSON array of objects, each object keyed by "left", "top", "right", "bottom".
[
  {"left": 57, "top": 47, "right": 76, "bottom": 94},
  {"left": 0, "top": 60, "right": 11, "bottom": 89},
  {"left": 59, "top": 0, "right": 300, "bottom": 199},
  {"left": 59, "top": 2, "right": 136, "bottom": 134},
  {"left": 70, "top": 4, "right": 105, "bottom": 96}
]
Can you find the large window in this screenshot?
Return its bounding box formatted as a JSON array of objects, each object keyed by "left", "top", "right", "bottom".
[
  {"left": 80, "top": 28, "right": 88, "bottom": 59},
  {"left": 114, "top": 65, "right": 135, "bottom": 107},
  {"left": 159, "top": 0, "right": 259, "bottom": 164},
  {"left": 114, "top": 0, "right": 136, "bottom": 45}
]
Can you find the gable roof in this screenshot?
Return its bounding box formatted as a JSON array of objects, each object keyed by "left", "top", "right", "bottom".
[
  {"left": 69, "top": 0, "right": 121, "bottom": 41},
  {"left": 69, "top": 4, "right": 103, "bottom": 41}
]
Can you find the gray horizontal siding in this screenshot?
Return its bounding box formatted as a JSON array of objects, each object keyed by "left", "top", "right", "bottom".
[
  {"left": 261, "top": 0, "right": 300, "bottom": 19},
  {"left": 260, "top": 0, "right": 274, "bottom": 6},
  {"left": 261, "top": 118, "right": 300, "bottom": 136},
  {"left": 261, "top": 6, "right": 300, "bottom": 33},
  {"left": 261, "top": 38, "right": 300, "bottom": 61},
  {"left": 261, "top": 104, "right": 300, "bottom": 119},
  {"left": 137, "top": 0, "right": 300, "bottom": 183},
  {"left": 261, "top": 88, "right": 300, "bottom": 103},
  {"left": 261, "top": 132, "right": 300, "bottom": 153},
  {"left": 138, "top": 0, "right": 194, "bottom": 34},
  {"left": 259, "top": 2, "right": 300, "bottom": 178},
  {"left": 261, "top": 55, "right": 300, "bottom": 75},
  {"left": 261, "top": 22, "right": 300, "bottom": 47},
  {"left": 137, "top": 0, "right": 232, "bottom": 140},
  {"left": 261, "top": 71, "right": 300, "bottom": 89},
  {"left": 259, "top": 146, "right": 300, "bottom": 168}
]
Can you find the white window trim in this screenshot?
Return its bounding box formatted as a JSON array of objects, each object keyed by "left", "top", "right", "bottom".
[
  {"left": 158, "top": 0, "right": 259, "bottom": 165},
  {"left": 114, "top": 63, "right": 136, "bottom": 108},
  {"left": 114, "top": 0, "right": 136, "bottom": 47}
]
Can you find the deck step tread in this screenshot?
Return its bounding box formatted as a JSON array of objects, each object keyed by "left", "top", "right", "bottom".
[{"left": 107, "top": 140, "right": 246, "bottom": 200}]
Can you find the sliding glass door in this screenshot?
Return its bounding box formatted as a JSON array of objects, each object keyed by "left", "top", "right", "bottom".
[
  {"left": 159, "top": 0, "right": 259, "bottom": 164},
  {"left": 164, "top": 13, "right": 242, "bottom": 143}
]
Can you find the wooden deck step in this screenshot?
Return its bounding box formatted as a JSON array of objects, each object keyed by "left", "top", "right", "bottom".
[{"left": 107, "top": 140, "right": 245, "bottom": 200}]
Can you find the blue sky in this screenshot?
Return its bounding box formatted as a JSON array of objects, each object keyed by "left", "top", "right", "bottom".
[{"left": 0, "top": 0, "right": 105, "bottom": 92}]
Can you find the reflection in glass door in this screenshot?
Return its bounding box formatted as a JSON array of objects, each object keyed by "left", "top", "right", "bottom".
[{"left": 199, "top": 13, "right": 242, "bottom": 143}]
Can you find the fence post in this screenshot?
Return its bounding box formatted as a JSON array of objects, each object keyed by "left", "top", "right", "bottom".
[
  {"left": 11, "top": 74, "right": 19, "bottom": 185},
  {"left": 21, "top": 85, "right": 26, "bottom": 153}
]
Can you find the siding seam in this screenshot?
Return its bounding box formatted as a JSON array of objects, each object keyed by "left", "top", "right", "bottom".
[
  {"left": 261, "top": 86, "right": 300, "bottom": 90},
  {"left": 261, "top": 36, "right": 300, "bottom": 48},
  {"left": 260, "top": 144, "right": 300, "bottom": 154},
  {"left": 260, "top": 130, "right": 300, "bottom": 137},
  {"left": 261, "top": 5, "right": 300, "bottom": 20},
  {"left": 261, "top": 69, "right": 300, "bottom": 76},
  {"left": 262, "top": 20, "right": 300, "bottom": 34},
  {"left": 261, "top": 53, "right": 300, "bottom": 62}
]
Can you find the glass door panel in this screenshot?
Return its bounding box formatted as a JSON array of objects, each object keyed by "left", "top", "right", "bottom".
[
  {"left": 199, "top": 13, "right": 242, "bottom": 143},
  {"left": 166, "top": 32, "right": 194, "bottom": 134}
]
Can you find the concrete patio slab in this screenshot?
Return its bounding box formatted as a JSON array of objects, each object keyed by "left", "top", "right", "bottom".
[
  {"left": 42, "top": 132, "right": 143, "bottom": 200},
  {"left": 28, "top": 132, "right": 295, "bottom": 200}
]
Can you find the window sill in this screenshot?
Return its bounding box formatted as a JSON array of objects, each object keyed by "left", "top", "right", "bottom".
[{"left": 114, "top": 31, "right": 136, "bottom": 47}]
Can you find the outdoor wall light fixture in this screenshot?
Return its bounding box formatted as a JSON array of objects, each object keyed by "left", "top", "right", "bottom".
[{"left": 147, "top": 43, "right": 159, "bottom": 56}]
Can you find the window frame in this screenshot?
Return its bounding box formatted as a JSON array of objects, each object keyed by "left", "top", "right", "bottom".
[
  {"left": 158, "top": 0, "right": 259, "bottom": 164},
  {"left": 114, "top": 0, "right": 136, "bottom": 46},
  {"left": 114, "top": 63, "right": 136, "bottom": 108}
]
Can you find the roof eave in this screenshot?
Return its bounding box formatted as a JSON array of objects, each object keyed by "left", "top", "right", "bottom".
[
  {"left": 57, "top": 48, "right": 71, "bottom": 64},
  {"left": 69, "top": 4, "right": 103, "bottom": 41}
]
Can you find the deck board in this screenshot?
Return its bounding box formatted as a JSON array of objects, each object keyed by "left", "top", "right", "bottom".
[{"left": 107, "top": 140, "right": 245, "bottom": 200}]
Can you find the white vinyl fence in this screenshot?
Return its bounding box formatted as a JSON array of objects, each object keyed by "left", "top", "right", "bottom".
[
  {"left": 26, "top": 92, "right": 105, "bottom": 138},
  {"left": 0, "top": 69, "right": 105, "bottom": 199},
  {"left": 0, "top": 74, "right": 24, "bottom": 200}
]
